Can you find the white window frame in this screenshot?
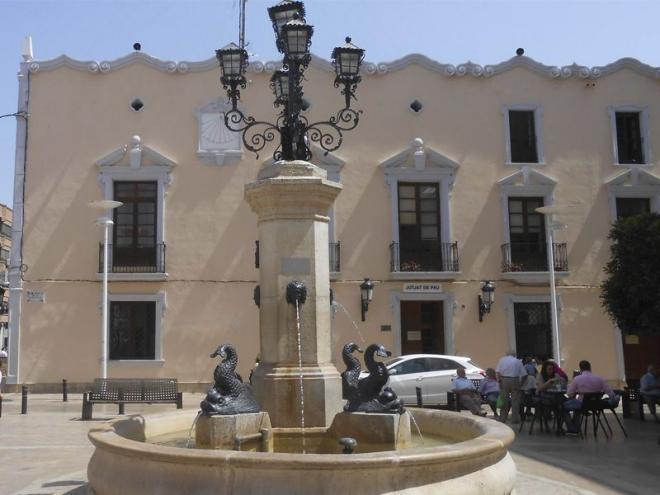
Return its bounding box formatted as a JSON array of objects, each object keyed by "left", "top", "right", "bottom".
[
  {"left": 610, "top": 193, "right": 657, "bottom": 222},
  {"left": 390, "top": 290, "right": 455, "bottom": 356},
  {"left": 505, "top": 293, "right": 561, "bottom": 358},
  {"left": 500, "top": 188, "right": 554, "bottom": 247},
  {"left": 382, "top": 140, "right": 459, "bottom": 279},
  {"left": 107, "top": 291, "right": 166, "bottom": 365},
  {"left": 96, "top": 139, "right": 174, "bottom": 281},
  {"left": 502, "top": 104, "right": 545, "bottom": 166},
  {"left": 498, "top": 167, "right": 566, "bottom": 284},
  {"left": 606, "top": 168, "right": 660, "bottom": 222},
  {"left": 608, "top": 105, "right": 651, "bottom": 167}
]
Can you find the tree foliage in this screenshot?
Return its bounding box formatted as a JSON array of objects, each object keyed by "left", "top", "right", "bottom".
[{"left": 601, "top": 213, "right": 660, "bottom": 336}]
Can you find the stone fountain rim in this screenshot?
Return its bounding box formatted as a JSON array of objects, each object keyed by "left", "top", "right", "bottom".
[{"left": 87, "top": 408, "right": 514, "bottom": 470}]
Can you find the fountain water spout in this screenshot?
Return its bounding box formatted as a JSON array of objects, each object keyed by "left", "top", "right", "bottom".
[{"left": 286, "top": 280, "right": 307, "bottom": 305}]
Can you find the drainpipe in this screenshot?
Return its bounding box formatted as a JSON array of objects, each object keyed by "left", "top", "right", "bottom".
[{"left": 7, "top": 37, "right": 32, "bottom": 385}]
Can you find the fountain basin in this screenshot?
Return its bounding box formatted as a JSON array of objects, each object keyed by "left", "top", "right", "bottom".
[{"left": 87, "top": 408, "right": 516, "bottom": 495}]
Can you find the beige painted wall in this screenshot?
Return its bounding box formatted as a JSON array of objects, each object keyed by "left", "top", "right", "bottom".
[{"left": 14, "top": 56, "right": 660, "bottom": 386}]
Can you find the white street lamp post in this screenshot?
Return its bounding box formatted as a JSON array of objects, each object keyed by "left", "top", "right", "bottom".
[
  {"left": 89, "top": 200, "right": 123, "bottom": 379},
  {"left": 536, "top": 205, "right": 568, "bottom": 365}
]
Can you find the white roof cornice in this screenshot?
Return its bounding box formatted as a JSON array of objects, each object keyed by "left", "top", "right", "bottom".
[{"left": 26, "top": 51, "right": 660, "bottom": 82}]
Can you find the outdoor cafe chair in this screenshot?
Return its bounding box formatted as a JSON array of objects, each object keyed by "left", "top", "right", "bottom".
[
  {"left": 578, "top": 393, "right": 610, "bottom": 440},
  {"left": 519, "top": 391, "right": 548, "bottom": 434},
  {"left": 600, "top": 394, "right": 628, "bottom": 438}
]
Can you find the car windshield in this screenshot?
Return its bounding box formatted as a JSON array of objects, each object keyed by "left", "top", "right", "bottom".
[{"left": 384, "top": 357, "right": 405, "bottom": 367}]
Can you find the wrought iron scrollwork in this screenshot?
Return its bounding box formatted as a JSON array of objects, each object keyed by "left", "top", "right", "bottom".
[
  {"left": 224, "top": 110, "right": 281, "bottom": 159},
  {"left": 303, "top": 107, "right": 362, "bottom": 156}
]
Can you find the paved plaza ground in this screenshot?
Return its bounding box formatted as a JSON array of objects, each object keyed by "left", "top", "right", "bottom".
[{"left": 0, "top": 393, "right": 657, "bottom": 494}]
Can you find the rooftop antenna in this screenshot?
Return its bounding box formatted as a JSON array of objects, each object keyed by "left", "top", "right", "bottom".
[{"left": 239, "top": 0, "right": 247, "bottom": 49}]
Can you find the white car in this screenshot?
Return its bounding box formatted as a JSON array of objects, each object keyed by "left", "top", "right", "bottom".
[{"left": 372, "top": 354, "right": 486, "bottom": 406}]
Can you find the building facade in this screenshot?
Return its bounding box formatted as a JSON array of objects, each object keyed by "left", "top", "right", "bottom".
[
  {"left": 0, "top": 203, "right": 12, "bottom": 355},
  {"left": 5, "top": 44, "right": 660, "bottom": 390}
]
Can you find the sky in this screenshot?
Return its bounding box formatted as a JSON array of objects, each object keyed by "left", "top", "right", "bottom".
[{"left": 0, "top": 0, "right": 659, "bottom": 208}]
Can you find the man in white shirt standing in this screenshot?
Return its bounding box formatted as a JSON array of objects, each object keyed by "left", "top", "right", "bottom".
[{"left": 496, "top": 350, "right": 527, "bottom": 424}]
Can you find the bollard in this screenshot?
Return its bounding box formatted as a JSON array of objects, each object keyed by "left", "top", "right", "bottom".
[
  {"left": 118, "top": 389, "right": 125, "bottom": 415},
  {"left": 0, "top": 395, "right": 3, "bottom": 418},
  {"left": 62, "top": 379, "right": 68, "bottom": 402},
  {"left": 21, "top": 385, "right": 28, "bottom": 414},
  {"left": 416, "top": 387, "right": 423, "bottom": 408}
]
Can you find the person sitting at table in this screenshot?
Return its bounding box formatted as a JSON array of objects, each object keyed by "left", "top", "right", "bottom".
[
  {"left": 537, "top": 360, "right": 567, "bottom": 392},
  {"left": 521, "top": 366, "right": 537, "bottom": 392},
  {"left": 546, "top": 358, "right": 568, "bottom": 381},
  {"left": 478, "top": 368, "right": 500, "bottom": 418},
  {"left": 523, "top": 356, "right": 538, "bottom": 377},
  {"left": 562, "top": 360, "right": 619, "bottom": 435},
  {"left": 640, "top": 363, "right": 660, "bottom": 422},
  {"left": 452, "top": 368, "right": 487, "bottom": 416}
]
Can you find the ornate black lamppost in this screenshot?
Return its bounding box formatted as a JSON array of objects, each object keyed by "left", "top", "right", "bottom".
[{"left": 215, "top": 0, "right": 365, "bottom": 161}]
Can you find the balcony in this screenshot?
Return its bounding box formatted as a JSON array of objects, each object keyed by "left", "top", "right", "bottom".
[
  {"left": 501, "top": 242, "right": 568, "bottom": 284},
  {"left": 98, "top": 243, "right": 167, "bottom": 281},
  {"left": 390, "top": 241, "right": 460, "bottom": 279}
]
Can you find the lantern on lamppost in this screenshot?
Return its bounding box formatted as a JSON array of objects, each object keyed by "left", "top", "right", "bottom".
[
  {"left": 270, "top": 69, "right": 289, "bottom": 106},
  {"left": 267, "top": 0, "right": 306, "bottom": 50},
  {"left": 216, "top": 0, "right": 365, "bottom": 161}
]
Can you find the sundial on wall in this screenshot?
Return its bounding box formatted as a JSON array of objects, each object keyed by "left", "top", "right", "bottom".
[{"left": 195, "top": 100, "right": 242, "bottom": 166}]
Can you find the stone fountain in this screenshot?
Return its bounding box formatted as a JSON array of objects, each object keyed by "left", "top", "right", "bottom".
[
  {"left": 86, "top": 160, "right": 517, "bottom": 494},
  {"left": 244, "top": 160, "right": 342, "bottom": 428}
]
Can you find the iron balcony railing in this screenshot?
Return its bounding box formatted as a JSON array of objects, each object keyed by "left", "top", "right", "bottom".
[
  {"left": 99, "top": 243, "right": 166, "bottom": 273},
  {"left": 501, "top": 242, "right": 568, "bottom": 272},
  {"left": 390, "top": 241, "right": 459, "bottom": 272},
  {"left": 329, "top": 242, "right": 341, "bottom": 272}
]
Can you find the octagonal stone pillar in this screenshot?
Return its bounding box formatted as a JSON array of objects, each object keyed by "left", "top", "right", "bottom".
[{"left": 244, "top": 160, "right": 343, "bottom": 428}]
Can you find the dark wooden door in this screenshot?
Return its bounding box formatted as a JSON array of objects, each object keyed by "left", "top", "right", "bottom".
[
  {"left": 400, "top": 301, "right": 444, "bottom": 355},
  {"left": 624, "top": 334, "right": 660, "bottom": 380}
]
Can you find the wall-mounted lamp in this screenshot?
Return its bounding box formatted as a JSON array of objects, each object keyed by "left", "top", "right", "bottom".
[
  {"left": 360, "top": 278, "right": 374, "bottom": 322},
  {"left": 478, "top": 280, "right": 495, "bottom": 322}
]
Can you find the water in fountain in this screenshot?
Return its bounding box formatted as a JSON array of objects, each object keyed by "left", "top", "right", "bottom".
[
  {"left": 294, "top": 300, "right": 306, "bottom": 454},
  {"left": 332, "top": 300, "right": 366, "bottom": 345},
  {"left": 185, "top": 411, "right": 202, "bottom": 448},
  {"left": 408, "top": 412, "right": 425, "bottom": 445}
]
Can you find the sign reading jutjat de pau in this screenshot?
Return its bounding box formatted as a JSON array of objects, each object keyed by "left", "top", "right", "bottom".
[{"left": 403, "top": 283, "right": 442, "bottom": 293}]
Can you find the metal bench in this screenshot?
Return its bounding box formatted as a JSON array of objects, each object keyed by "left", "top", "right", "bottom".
[{"left": 82, "top": 378, "right": 183, "bottom": 420}]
